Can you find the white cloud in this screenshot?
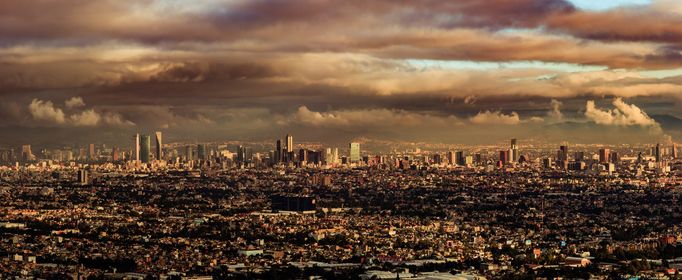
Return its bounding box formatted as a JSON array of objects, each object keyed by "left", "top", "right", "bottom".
[
  {"left": 548, "top": 99, "right": 564, "bottom": 121},
  {"left": 64, "top": 96, "right": 85, "bottom": 109},
  {"left": 286, "top": 106, "right": 462, "bottom": 127},
  {"left": 28, "top": 98, "right": 134, "bottom": 127},
  {"left": 584, "top": 98, "right": 659, "bottom": 126},
  {"left": 70, "top": 109, "right": 101, "bottom": 126},
  {"left": 469, "top": 110, "right": 521, "bottom": 125},
  {"left": 103, "top": 113, "right": 136, "bottom": 126},
  {"left": 28, "top": 99, "right": 66, "bottom": 124}
]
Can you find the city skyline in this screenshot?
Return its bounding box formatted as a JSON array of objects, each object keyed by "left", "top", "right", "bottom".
[
  {"left": 2, "top": 1, "right": 682, "bottom": 145},
  {"left": 6, "top": 1, "right": 682, "bottom": 279}
]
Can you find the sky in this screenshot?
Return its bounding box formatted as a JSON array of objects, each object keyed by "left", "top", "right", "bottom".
[{"left": 2, "top": 0, "right": 682, "bottom": 146}]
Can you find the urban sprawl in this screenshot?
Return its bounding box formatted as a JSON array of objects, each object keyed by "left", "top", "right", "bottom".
[{"left": 1, "top": 134, "right": 682, "bottom": 279}]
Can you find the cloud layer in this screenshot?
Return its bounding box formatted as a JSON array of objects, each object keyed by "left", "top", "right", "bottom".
[{"left": 2, "top": 0, "right": 682, "bottom": 145}]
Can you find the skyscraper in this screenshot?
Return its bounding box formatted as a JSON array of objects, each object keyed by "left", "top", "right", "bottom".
[
  {"left": 112, "top": 147, "right": 120, "bottom": 161},
  {"left": 155, "top": 131, "right": 163, "bottom": 161},
  {"left": 140, "top": 135, "right": 151, "bottom": 163},
  {"left": 510, "top": 138, "right": 519, "bottom": 162},
  {"left": 21, "top": 145, "right": 34, "bottom": 162},
  {"left": 332, "top": 148, "right": 339, "bottom": 164},
  {"left": 285, "top": 134, "right": 293, "bottom": 153},
  {"left": 88, "top": 143, "right": 96, "bottom": 161},
  {"left": 446, "top": 151, "right": 455, "bottom": 165},
  {"left": 599, "top": 148, "right": 610, "bottom": 163},
  {"left": 455, "top": 151, "right": 465, "bottom": 166},
  {"left": 499, "top": 150, "right": 509, "bottom": 165},
  {"left": 558, "top": 145, "right": 568, "bottom": 162},
  {"left": 349, "top": 142, "right": 360, "bottom": 163},
  {"left": 275, "top": 139, "right": 282, "bottom": 163},
  {"left": 655, "top": 143, "right": 661, "bottom": 162},
  {"left": 197, "top": 144, "right": 207, "bottom": 160},
  {"left": 133, "top": 134, "right": 140, "bottom": 162},
  {"left": 186, "top": 145, "right": 193, "bottom": 161},
  {"left": 673, "top": 143, "right": 678, "bottom": 159}
]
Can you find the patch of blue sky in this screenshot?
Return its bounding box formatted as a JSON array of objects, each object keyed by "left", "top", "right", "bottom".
[
  {"left": 405, "top": 59, "right": 606, "bottom": 73},
  {"left": 639, "top": 68, "right": 682, "bottom": 79},
  {"left": 567, "top": 0, "right": 651, "bottom": 11}
]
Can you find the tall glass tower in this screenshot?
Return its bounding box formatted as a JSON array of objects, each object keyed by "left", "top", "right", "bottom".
[
  {"left": 349, "top": 142, "right": 360, "bottom": 163},
  {"left": 154, "top": 131, "right": 163, "bottom": 161},
  {"left": 140, "top": 135, "right": 151, "bottom": 163}
]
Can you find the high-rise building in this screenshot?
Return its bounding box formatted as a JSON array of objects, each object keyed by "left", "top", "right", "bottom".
[
  {"left": 155, "top": 131, "right": 163, "bottom": 161},
  {"left": 558, "top": 145, "right": 569, "bottom": 162},
  {"left": 599, "top": 148, "right": 610, "bottom": 163},
  {"left": 197, "top": 144, "right": 207, "bottom": 160},
  {"left": 186, "top": 145, "right": 193, "bottom": 161},
  {"left": 510, "top": 139, "right": 519, "bottom": 162},
  {"left": 610, "top": 151, "right": 619, "bottom": 164},
  {"left": 446, "top": 151, "right": 455, "bottom": 165},
  {"left": 285, "top": 134, "right": 293, "bottom": 153},
  {"left": 332, "top": 148, "right": 339, "bottom": 164},
  {"left": 77, "top": 169, "right": 89, "bottom": 185},
  {"left": 673, "top": 143, "right": 678, "bottom": 159},
  {"left": 21, "top": 145, "right": 34, "bottom": 162},
  {"left": 88, "top": 143, "right": 96, "bottom": 161},
  {"left": 499, "top": 150, "right": 510, "bottom": 165},
  {"left": 133, "top": 134, "right": 140, "bottom": 162},
  {"left": 112, "top": 147, "right": 120, "bottom": 161},
  {"left": 655, "top": 143, "right": 661, "bottom": 162},
  {"left": 140, "top": 135, "right": 151, "bottom": 163},
  {"left": 455, "top": 151, "right": 466, "bottom": 166},
  {"left": 349, "top": 142, "right": 360, "bottom": 163},
  {"left": 275, "top": 139, "right": 282, "bottom": 163},
  {"left": 298, "top": 149, "right": 308, "bottom": 164}
]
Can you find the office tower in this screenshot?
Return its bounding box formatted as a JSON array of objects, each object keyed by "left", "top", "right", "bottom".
[
  {"left": 112, "top": 147, "right": 120, "bottom": 161},
  {"left": 237, "top": 145, "right": 245, "bottom": 163},
  {"left": 186, "top": 145, "right": 193, "bottom": 161},
  {"left": 155, "top": 131, "right": 163, "bottom": 161},
  {"left": 197, "top": 144, "right": 207, "bottom": 160},
  {"left": 88, "top": 143, "right": 96, "bottom": 161},
  {"left": 558, "top": 145, "right": 569, "bottom": 162},
  {"left": 574, "top": 151, "right": 585, "bottom": 161},
  {"left": 432, "top": 154, "right": 442, "bottom": 164},
  {"left": 610, "top": 151, "right": 619, "bottom": 164},
  {"left": 285, "top": 134, "right": 293, "bottom": 153},
  {"left": 542, "top": 158, "right": 553, "bottom": 169},
  {"left": 332, "top": 148, "right": 339, "bottom": 164},
  {"left": 510, "top": 138, "right": 519, "bottom": 162},
  {"left": 133, "top": 134, "right": 140, "bottom": 162},
  {"left": 455, "top": 151, "right": 465, "bottom": 166},
  {"left": 275, "top": 139, "right": 282, "bottom": 163},
  {"left": 499, "top": 150, "right": 508, "bottom": 165},
  {"left": 673, "top": 143, "right": 678, "bottom": 159},
  {"left": 349, "top": 142, "right": 360, "bottom": 163},
  {"left": 140, "top": 135, "right": 151, "bottom": 163},
  {"left": 599, "top": 148, "right": 610, "bottom": 163},
  {"left": 324, "top": 148, "right": 333, "bottom": 165},
  {"left": 299, "top": 149, "right": 308, "bottom": 164},
  {"left": 77, "top": 170, "right": 89, "bottom": 185},
  {"left": 655, "top": 143, "right": 661, "bottom": 162},
  {"left": 21, "top": 145, "right": 34, "bottom": 162},
  {"left": 447, "top": 151, "right": 455, "bottom": 165}
]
